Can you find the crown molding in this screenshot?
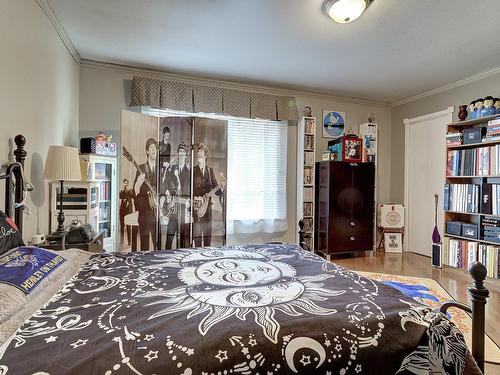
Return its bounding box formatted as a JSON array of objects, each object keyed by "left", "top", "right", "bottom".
[
  {"left": 392, "top": 66, "right": 500, "bottom": 108},
  {"left": 36, "top": 0, "right": 80, "bottom": 64},
  {"left": 80, "top": 58, "right": 391, "bottom": 108}
]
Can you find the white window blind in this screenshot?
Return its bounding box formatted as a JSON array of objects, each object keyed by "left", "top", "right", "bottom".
[{"left": 227, "top": 118, "right": 288, "bottom": 234}]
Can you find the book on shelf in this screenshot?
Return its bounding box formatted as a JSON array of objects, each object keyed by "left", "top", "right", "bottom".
[
  {"left": 444, "top": 238, "right": 499, "bottom": 278},
  {"left": 481, "top": 185, "right": 500, "bottom": 215},
  {"left": 446, "top": 132, "right": 463, "bottom": 145},
  {"left": 447, "top": 145, "right": 500, "bottom": 176},
  {"left": 443, "top": 183, "right": 479, "bottom": 213}
]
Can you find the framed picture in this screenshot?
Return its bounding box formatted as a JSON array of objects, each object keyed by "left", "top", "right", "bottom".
[
  {"left": 322, "top": 110, "right": 345, "bottom": 139},
  {"left": 303, "top": 166, "right": 313, "bottom": 185},
  {"left": 303, "top": 202, "right": 313, "bottom": 217},
  {"left": 384, "top": 232, "right": 403, "bottom": 253},
  {"left": 342, "top": 137, "right": 362, "bottom": 162}
]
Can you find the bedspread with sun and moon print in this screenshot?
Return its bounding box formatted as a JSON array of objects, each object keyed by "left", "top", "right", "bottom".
[{"left": 0, "top": 244, "right": 469, "bottom": 374}]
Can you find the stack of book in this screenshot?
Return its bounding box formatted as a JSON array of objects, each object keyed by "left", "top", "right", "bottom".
[
  {"left": 447, "top": 145, "right": 500, "bottom": 176},
  {"left": 481, "top": 216, "right": 500, "bottom": 243},
  {"left": 478, "top": 244, "right": 499, "bottom": 278},
  {"left": 443, "top": 183, "right": 479, "bottom": 213},
  {"left": 484, "top": 118, "right": 500, "bottom": 142},
  {"left": 446, "top": 132, "right": 462, "bottom": 146},
  {"left": 445, "top": 238, "right": 477, "bottom": 269}
]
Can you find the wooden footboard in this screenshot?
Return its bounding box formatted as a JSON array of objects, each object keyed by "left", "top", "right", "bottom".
[
  {"left": 296, "top": 219, "right": 490, "bottom": 372},
  {"left": 439, "top": 262, "right": 489, "bottom": 373}
]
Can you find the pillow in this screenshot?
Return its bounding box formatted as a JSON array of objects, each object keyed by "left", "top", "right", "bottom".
[
  {"left": 0, "top": 210, "right": 24, "bottom": 255},
  {"left": 0, "top": 247, "right": 92, "bottom": 345},
  {"left": 0, "top": 247, "right": 66, "bottom": 294}
]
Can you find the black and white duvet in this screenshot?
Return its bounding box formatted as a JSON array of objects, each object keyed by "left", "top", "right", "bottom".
[{"left": 0, "top": 244, "right": 473, "bottom": 374}]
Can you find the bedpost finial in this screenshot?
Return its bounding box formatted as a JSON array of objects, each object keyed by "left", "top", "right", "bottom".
[
  {"left": 298, "top": 219, "right": 304, "bottom": 230},
  {"left": 469, "top": 261, "right": 487, "bottom": 287},
  {"left": 13, "top": 134, "right": 27, "bottom": 167},
  {"left": 14, "top": 134, "right": 26, "bottom": 148}
]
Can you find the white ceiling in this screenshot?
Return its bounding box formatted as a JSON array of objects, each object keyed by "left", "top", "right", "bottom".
[{"left": 48, "top": 0, "right": 500, "bottom": 103}]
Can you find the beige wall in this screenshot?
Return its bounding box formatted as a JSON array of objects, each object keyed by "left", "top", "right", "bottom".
[
  {"left": 391, "top": 72, "right": 500, "bottom": 203},
  {"left": 79, "top": 63, "right": 392, "bottom": 244},
  {"left": 0, "top": 0, "right": 80, "bottom": 241}
]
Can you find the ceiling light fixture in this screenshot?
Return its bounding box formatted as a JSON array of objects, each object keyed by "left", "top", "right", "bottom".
[{"left": 323, "top": 0, "right": 374, "bottom": 24}]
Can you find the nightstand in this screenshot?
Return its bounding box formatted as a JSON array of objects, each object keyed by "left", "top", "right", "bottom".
[{"left": 40, "top": 231, "right": 104, "bottom": 253}]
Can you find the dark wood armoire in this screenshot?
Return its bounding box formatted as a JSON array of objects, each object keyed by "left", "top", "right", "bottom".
[{"left": 315, "top": 161, "right": 375, "bottom": 258}]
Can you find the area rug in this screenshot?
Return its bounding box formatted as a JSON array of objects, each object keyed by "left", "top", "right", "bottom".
[{"left": 358, "top": 271, "right": 500, "bottom": 364}]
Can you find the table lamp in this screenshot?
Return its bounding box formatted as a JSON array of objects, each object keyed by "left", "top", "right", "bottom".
[{"left": 44, "top": 145, "right": 81, "bottom": 240}]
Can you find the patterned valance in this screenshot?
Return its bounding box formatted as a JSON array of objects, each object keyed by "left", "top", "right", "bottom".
[{"left": 129, "top": 76, "right": 298, "bottom": 121}]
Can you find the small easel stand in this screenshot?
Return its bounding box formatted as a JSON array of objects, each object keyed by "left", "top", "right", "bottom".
[{"left": 377, "top": 204, "right": 404, "bottom": 253}]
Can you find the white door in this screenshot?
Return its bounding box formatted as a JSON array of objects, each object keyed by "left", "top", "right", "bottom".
[{"left": 404, "top": 107, "right": 453, "bottom": 256}]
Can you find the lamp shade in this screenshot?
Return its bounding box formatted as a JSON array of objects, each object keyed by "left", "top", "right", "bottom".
[{"left": 44, "top": 145, "right": 81, "bottom": 181}]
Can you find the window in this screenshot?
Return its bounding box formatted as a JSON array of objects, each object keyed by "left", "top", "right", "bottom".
[{"left": 227, "top": 118, "right": 288, "bottom": 234}]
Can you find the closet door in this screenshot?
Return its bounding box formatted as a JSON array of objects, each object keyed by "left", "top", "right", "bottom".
[
  {"left": 159, "top": 117, "right": 193, "bottom": 250},
  {"left": 192, "top": 118, "right": 227, "bottom": 247},
  {"left": 120, "top": 110, "right": 159, "bottom": 252}
]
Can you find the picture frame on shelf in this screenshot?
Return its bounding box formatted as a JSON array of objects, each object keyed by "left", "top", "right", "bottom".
[
  {"left": 305, "top": 118, "right": 315, "bottom": 134},
  {"left": 303, "top": 218, "right": 313, "bottom": 233},
  {"left": 304, "top": 135, "right": 314, "bottom": 150},
  {"left": 304, "top": 166, "right": 313, "bottom": 185},
  {"left": 322, "top": 110, "right": 345, "bottom": 139},
  {"left": 303, "top": 202, "right": 313, "bottom": 217},
  {"left": 342, "top": 136, "right": 362, "bottom": 162}
]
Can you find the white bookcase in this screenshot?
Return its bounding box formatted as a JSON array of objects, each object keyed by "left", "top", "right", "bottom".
[
  {"left": 50, "top": 181, "right": 99, "bottom": 234},
  {"left": 80, "top": 154, "right": 118, "bottom": 253},
  {"left": 296, "top": 116, "right": 316, "bottom": 250}
]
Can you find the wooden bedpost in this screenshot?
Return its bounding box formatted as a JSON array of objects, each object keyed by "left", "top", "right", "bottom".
[
  {"left": 13, "top": 135, "right": 26, "bottom": 232},
  {"left": 469, "top": 261, "right": 489, "bottom": 373},
  {"left": 13, "top": 134, "right": 27, "bottom": 168}
]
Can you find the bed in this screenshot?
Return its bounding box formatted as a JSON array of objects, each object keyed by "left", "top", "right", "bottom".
[{"left": 0, "top": 135, "right": 489, "bottom": 374}]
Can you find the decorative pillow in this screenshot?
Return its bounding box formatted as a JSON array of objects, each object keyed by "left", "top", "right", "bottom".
[
  {"left": 0, "top": 247, "right": 66, "bottom": 294},
  {"left": 0, "top": 210, "right": 24, "bottom": 255},
  {"left": 0, "top": 247, "right": 92, "bottom": 344}
]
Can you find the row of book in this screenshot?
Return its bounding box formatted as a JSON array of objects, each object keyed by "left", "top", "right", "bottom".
[
  {"left": 485, "top": 118, "right": 500, "bottom": 141},
  {"left": 444, "top": 238, "right": 499, "bottom": 278},
  {"left": 444, "top": 183, "right": 500, "bottom": 215},
  {"left": 446, "top": 145, "right": 500, "bottom": 176},
  {"left": 443, "top": 184, "right": 480, "bottom": 213},
  {"left": 99, "top": 181, "right": 111, "bottom": 201}
]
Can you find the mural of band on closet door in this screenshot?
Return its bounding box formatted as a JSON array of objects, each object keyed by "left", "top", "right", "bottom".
[{"left": 120, "top": 110, "right": 227, "bottom": 251}]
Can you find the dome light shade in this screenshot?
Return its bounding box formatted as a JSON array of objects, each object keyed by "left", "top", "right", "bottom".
[{"left": 323, "top": 0, "right": 371, "bottom": 24}]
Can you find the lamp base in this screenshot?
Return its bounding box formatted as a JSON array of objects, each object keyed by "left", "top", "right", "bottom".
[{"left": 46, "top": 229, "right": 66, "bottom": 242}]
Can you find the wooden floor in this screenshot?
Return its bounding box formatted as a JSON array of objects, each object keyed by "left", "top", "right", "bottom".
[{"left": 333, "top": 251, "right": 500, "bottom": 371}]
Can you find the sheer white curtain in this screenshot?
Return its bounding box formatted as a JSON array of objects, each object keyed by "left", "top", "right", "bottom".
[{"left": 226, "top": 118, "right": 288, "bottom": 234}]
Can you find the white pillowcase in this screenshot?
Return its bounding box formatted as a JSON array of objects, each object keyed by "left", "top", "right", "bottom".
[{"left": 0, "top": 247, "right": 92, "bottom": 345}]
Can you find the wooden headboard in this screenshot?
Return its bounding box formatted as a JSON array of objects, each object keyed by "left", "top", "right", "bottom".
[{"left": 1, "top": 135, "right": 27, "bottom": 234}]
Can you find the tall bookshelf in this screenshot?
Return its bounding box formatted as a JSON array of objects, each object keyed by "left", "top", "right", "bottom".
[
  {"left": 297, "top": 116, "right": 316, "bottom": 250},
  {"left": 444, "top": 114, "right": 500, "bottom": 279}
]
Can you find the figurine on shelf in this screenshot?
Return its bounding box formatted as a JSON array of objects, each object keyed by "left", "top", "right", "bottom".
[
  {"left": 95, "top": 131, "right": 107, "bottom": 141},
  {"left": 481, "top": 96, "right": 495, "bottom": 117},
  {"left": 494, "top": 98, "right": 500, "bottom": 115},
  {"left": 475, "top": 98, "right": 484, "bottom": 118},
  {"left": 458, "top": 105, "right": 468, "bottom": 121},
  {"left": 468, "top": 100, "right": 477, "bottom": 119},
  {"left": 368, "top": 112, "right": 375, "bottom": 123},
  {"left": 303, "top": 106, "right": 312, "bottom": 117}
]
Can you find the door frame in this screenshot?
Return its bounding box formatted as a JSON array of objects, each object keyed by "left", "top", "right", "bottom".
[{"left": 403, "top": 106, "right": 454, "bottom": 252}]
